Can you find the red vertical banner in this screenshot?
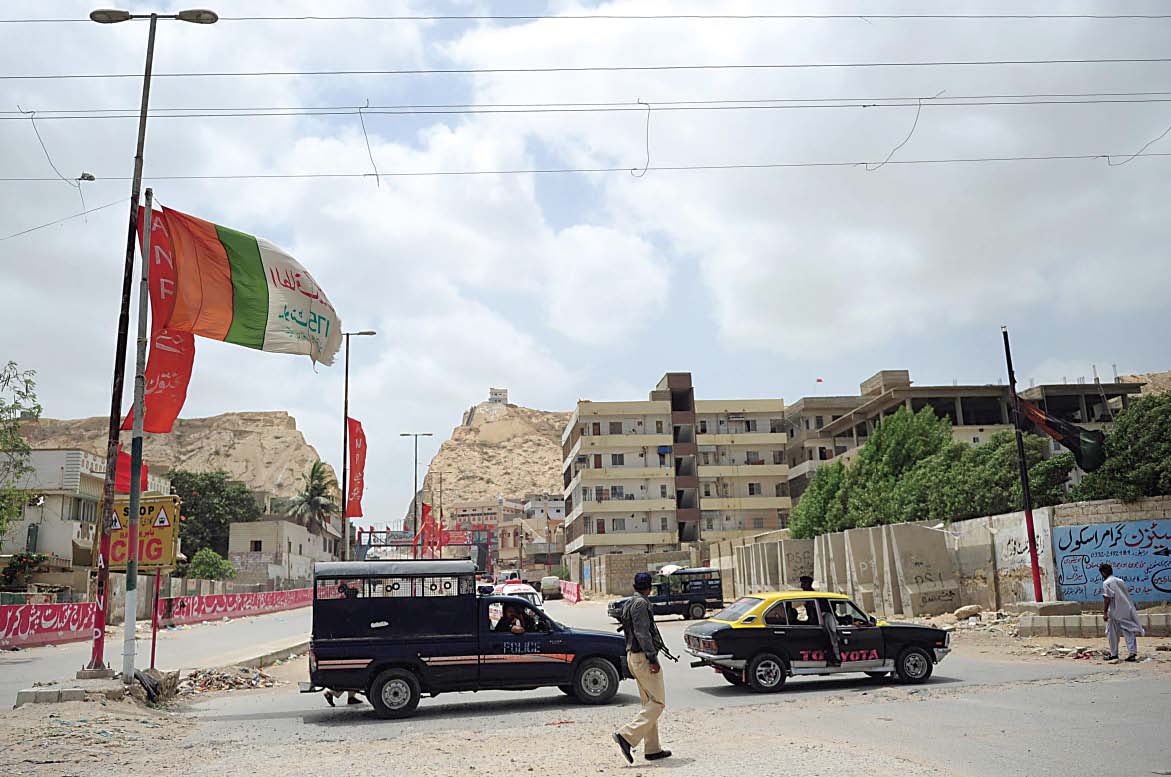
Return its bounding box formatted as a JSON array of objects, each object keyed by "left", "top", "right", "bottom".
[
  {"left": 121, "top": 207, "right": 195, "bottom": 434},
  {"left": 345, "top": 417, "right": 366, "bottom": 518}
]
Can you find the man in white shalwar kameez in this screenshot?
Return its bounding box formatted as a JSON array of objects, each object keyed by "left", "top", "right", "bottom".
[{"left": 1099, "top": 563, "right": 1144, "bottom": 662}]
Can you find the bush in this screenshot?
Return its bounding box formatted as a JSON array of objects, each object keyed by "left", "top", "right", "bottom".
[{"left": 185, "top": 548, "right": 236, "bottom": 580}]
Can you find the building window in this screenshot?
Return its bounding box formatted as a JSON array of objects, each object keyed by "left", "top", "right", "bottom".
[
  {"left": 776, "top": 482, "right": 789, "bottom": 497},
  {"left": 298, "top": 544, "right": 303, "bottom": 555},
  {"left": 703, "top": 483, "right": 712, "bottom": 497},
  {"left": 705, "top": 516, "right": 714, "bottom": 530},
  {"left": 752, "top": 517, "right": 765, "bottom": 529},
  {"left": 655, "top": 420, "right": 664, "bottom": 433},
  {"left": 804, "top": 419, "right": 811, "bottom": 430},
  {"left": 660, "top": 484, "right": 668, "bottom": 498},
  {"left": 658, "top": 452, "right": 667, "bottom": 466},
  {"left": 612, "top": 518, "right": 626, "bottom": 531},
  {"left": 595, "top": 485, "right": 606, "bottom": 501},
  {"left": 591, "top": 422, "right": 601, "bottom": 435},
  {"left": 611, "top": 485, "right": 625, "bottom": 500},
  {"left": 611, "top": 453, "right": 625, "bottom": 466},
  {"left": 746, "top": 419, "right": 758, "bottom": 432},
  {"left": 596, "top": 519, "right": 606, "bottom": 534},
  {"left": 748, "top": 483, "right": 762, "bottom": 496},
  {"left": 815, "top": 415, "right": 824, "bottom": 429},
  {"left": 609, "top": 421, "right": 623, "bottom": 435},
  {"left": 699, "top": 420, "right": 708, "bottom": 433},
  {"left": 250, "top": 540, "right": 262, "bottom": 552},
  {"left": 746, "top": 450, "right": 761, "bottom": 464},
  {"left": 288, "top": 541, "right": 292, "bottom": 554},
  {"left": 773, "top": 450, "right": 784, "bottom": 464},
  {"left": 660, "top": 516, "right": 668, "bottom": 531}
]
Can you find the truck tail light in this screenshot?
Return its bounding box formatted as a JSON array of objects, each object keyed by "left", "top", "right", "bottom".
[{"left": 309, "top": 648, "right": 317, "bottom": 672}]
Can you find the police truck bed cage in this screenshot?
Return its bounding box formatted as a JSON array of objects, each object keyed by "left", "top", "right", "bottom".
[{"left": 314, "top": 559, "right": 475, "bottom": 578}]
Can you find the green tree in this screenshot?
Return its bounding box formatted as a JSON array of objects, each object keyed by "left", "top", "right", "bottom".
[
  {"left": 789, "top": 460, "right": 848, "bottom": 539},
  {"left": 1072, "top": 393, "right": 1171, "bottom": 501},
  {"left": 290, "top": 460, "right": 338, "bottom": 532},
  {"left": 0, "top": 362, "right": 40, "bottom": 548},
  {"left": 844, "top": 407, "right": 953, "bottom": 528},
  {"left": 185, "top": 547, "right": 236, "bottom": 580},
  {"left": 168, "top": 470, "right": 261, "bottom": 557}
]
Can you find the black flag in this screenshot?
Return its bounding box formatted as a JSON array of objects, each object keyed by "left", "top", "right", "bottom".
[{"left": 1018, "top": 399, "right": 1107, "bottom": 472}]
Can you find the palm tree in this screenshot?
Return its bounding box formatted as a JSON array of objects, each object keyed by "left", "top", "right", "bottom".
[{"left": 290, "top": 460, "right": 338, "bottom": 534}]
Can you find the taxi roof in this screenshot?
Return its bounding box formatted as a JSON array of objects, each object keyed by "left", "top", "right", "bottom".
[{"left": 743, "top": 590, "right": 849, "bottom": 602}]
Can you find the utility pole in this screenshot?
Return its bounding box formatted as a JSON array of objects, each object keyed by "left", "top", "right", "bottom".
[
  {"left": 400, "top": 432, "right": 432, "bottom": 558},
  {"left": 341, "top": 330, "right": 375, "bottom": 561},
  {"left": 1002, "top": 326, "right": 1045, "bottom": 603},
  {"left": 544, "top": 492, "right": 552, "bottom": 574},
  {"left": 121, "top": 188, "right": 154, "bottom": 684},
  {"left": 84, "top": 6, "right": 218, "bottom": 677}
]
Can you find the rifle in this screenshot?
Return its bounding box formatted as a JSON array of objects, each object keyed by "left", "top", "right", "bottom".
[{"left": 616, "top": 619, "right": 679, "bottom": 663}]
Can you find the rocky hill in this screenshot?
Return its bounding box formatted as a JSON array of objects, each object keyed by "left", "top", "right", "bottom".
[
  {"left": 1120, "top": 370, "right": 1171, "bottom": 396},
  {"left": 419, "top": 401, "right": 571, "bottom": 510},
  {"left": 22, "top": 411, "right": 332, "bottom": 498}
]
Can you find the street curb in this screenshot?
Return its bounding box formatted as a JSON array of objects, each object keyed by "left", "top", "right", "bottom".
[{"left": 235, "top": 640, "right": 309, "bottom": 670}]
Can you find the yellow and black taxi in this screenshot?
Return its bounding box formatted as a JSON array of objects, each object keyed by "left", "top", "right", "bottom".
[{"left": 683, "top": 591, "right": 950, "bottom": 692}]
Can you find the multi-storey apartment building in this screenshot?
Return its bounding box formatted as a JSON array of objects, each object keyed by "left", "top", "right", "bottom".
[
  {"left": 561, "top": 372, "right": 790, "bottom": 558},
  {"left": 786, "top": 369, "right": 1144, "bottom": 502}
]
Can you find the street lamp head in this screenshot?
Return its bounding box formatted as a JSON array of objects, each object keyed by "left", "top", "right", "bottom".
[
  {"left": 177, "top": 8, "right": 219, "bottom": 23},
  {"left": 90, "top": 8, "right": 132, "bottom": 23},
  {"left": 356, "top": 330, "right": 377, "bottom": 336}
]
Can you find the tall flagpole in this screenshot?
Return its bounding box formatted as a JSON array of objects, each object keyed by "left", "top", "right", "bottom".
[{"left": 1002, "top": 326, "right": 1045, "bottom": 603}]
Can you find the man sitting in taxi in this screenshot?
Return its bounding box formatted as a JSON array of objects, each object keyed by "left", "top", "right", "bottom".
[{"left": 494, "top": 604, "right": 529, "bottom": 634}]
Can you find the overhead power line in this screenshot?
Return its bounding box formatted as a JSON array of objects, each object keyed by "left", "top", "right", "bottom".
[
  {"left": 5, "top": 92, "right": 1171, "bottom": 121},
  {"left": 3, "top": 151, "right": 1169, "bottom": 184},
  {"left": 5, "top": 13, "right": 1171, "bottom": 22},
  {"left": 6, "top": 57, "right": 1171, "bottom": 81},
  {"left": 0, "top": 198, "right": 122, "bottom": 241}
]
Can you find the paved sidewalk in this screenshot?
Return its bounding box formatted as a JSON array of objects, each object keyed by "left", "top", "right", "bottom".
[{"left": 0, "top": 606, "right": 310, "bottom": 707}]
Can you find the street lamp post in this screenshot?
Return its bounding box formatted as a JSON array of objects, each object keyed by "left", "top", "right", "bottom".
[
  {"left": 400, "top": 433, "right": 432, "bottom": 558},
  {"left": 341, "top": 331, "right": 376, "bottom": 561},
  {"left": 84, "top": 6, "right": 217, "bottom": 678}
]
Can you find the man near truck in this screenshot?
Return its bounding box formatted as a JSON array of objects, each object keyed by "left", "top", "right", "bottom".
[{"left": 613, "top": 572, "right": 672, "bottom": 764}]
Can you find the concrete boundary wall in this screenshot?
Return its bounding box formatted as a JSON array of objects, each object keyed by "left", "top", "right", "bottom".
[
  {"left": 887, "top": 523, "right": 961, "bottom": 616},
  {"left": 1019, "top": 612, "right": 1171, "bottom": 638}
]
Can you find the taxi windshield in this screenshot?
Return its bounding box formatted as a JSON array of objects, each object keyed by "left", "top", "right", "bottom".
[{"left": 713, "top": 597, "right": 762, "bottom": 622}]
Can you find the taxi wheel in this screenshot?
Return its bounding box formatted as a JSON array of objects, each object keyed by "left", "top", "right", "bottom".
[
  {"left": 573, "top": 657, "right": 620, "bottom": 704},
  {"left": 688, "top": 603, "right": 706, "bottom": 620},
  {"left": 746, "top": 653, "right": 787, "bottom": 693},
  {"left": 721, "top": 670, "right": 746, "bottom": 686},
  {"left": 894, "top": 647, "right": 934, "bottom": 684},
  {"left": 369, "top": 669, "right": 421, "bottom": 718}
]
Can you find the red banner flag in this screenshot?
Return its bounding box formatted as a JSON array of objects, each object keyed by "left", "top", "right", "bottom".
[
  {"left": 345, "top": 417, "right": 366, "bottom": 518},
  {"left": 113, "top": 444, "right": 148, "bottom": 494},
  {"left": 121, "top": 207, "right": 195, "bottom": 434}
]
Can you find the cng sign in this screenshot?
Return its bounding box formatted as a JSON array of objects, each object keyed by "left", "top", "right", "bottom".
[{"left": 109, "top": 495, "right": 181, "bottom": 570}]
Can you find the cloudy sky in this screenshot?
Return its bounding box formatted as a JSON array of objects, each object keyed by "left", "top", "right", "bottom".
[{"left": 3, "top": 0, "right": 1169, "bottom": 527}]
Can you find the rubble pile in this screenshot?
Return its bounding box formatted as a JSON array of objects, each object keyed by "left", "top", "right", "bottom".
[
  {"left": 1031, "top": 644, "right": 1106, "bottom": 659},
  {"left": 178, "top": 667, "right": 276, "bottom": 695}
]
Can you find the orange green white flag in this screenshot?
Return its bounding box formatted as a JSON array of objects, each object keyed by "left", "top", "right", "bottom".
[{"left": 158, "top": 206, "right": 342, "bottom": 365}]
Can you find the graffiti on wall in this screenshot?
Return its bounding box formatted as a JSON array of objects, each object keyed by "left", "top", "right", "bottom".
[
  {"left": 157, "top": 588, "right": 313, "bottom": 627},
  {"left": 0, "top": 602, "right": 94, "bottom": 648},
  {"left": 1054, "top": 520, "right": 1171, "bottom": 602}
]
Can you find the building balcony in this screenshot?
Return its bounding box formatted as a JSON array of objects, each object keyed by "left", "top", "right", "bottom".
[
  {"left": 580, "top": 466, "right": 674, "bottom": 481},
  {"left": 697, "top": 432, "right": 787, "bottom": 446},
  {"left": 578, "top": 433, "right": 673, "bottom": 451},
  {"left": 699, "top": 496, "right": 793, "bottom": 511},
  {"left": 787, "top": 459, "right": 823, "bottom": 480},
  {"left": 565, "top": 532, "right": 677, "bottom": 554},
  {"left": 698, "top": 463, "right": 789, "bottom": 478},
  {"left": 579, "top": 497, "right": 676, "bottom": 514}
]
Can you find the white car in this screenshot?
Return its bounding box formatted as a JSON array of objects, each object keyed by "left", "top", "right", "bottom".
[{"left": 498, "top": 582, "right": 543, "bottom": 608}]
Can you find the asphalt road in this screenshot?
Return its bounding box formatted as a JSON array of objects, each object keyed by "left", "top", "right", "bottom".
[
  {"left": 181, "top": 600, "right": 1171, "bottom": 776},
  {"left": 0, "top": 606, "right": 310, "bottom": 707}
]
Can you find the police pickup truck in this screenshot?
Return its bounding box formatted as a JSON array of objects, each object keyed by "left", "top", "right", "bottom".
[{"left": 303, "top": 559, "right": 629, "bottom": 718}]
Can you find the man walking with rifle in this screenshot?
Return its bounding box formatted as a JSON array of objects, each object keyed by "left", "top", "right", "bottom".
[{"left": 613, "top": 572, "right": 674, "bottom": 764}]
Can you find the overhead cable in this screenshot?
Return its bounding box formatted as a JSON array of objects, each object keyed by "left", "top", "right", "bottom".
[
  {"left": 3, "top": 151, "right": 1170, "bottom": 184},
  {"left": 7, "top": 57, "right": 1171, "bottom": 81},
  {"left": 5, "top": 13, "right": 1171, "bottom": 23}
]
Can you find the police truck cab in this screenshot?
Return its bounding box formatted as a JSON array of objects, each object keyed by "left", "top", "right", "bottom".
[{"left": 303, "top": 559, "right": 629, "bottom": 718}]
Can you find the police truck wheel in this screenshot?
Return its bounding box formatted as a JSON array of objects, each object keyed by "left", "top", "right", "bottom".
[
  {"left": 573, "top": 658, "right": 619, "bottom": 704},
  {"left": 688, "top": 603, "right": 706, "bottom": 620},
  {"left": 746, "top": 653, "right": 787, "bottom": 693},
  {"left": 894, "top": 648, "right": 933, "bottom": 684},
  {"left": 369, "top": 669, "right": 421, "bottom": 718}
]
